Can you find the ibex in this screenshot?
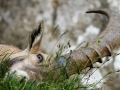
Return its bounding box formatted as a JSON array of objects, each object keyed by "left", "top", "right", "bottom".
[{"left": 0, "top": 9, "right": 120, "bottom": 81}]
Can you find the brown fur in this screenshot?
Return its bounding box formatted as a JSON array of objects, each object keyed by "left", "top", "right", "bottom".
[
  {"left": 0, "top": 21, "right": 50, "bottom": 81},
  {"left": 0, "top": 45, "right": 21, "bottom": 61}
]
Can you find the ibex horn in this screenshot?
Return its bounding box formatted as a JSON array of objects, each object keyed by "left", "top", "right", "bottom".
[{"left": 56, "top": 9, "right": 120, "bottom": 76}]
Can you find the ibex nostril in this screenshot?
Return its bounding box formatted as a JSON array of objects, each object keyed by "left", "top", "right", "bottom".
[{"left": 37, "top": 54, "right": 43, "bottom": 63}]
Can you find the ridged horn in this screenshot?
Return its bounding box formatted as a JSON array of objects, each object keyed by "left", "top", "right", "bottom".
[{"left": 56, "top": 9, "right": 120, "bottom": 76}]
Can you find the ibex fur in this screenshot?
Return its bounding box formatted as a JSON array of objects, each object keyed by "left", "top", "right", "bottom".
[{"left": 0, "top": 21, "right": 49, "bottom": 81}]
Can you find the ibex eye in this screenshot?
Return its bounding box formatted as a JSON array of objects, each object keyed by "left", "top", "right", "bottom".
[{"left": 37, "top": 54, "right": 43, "bottom": 63}]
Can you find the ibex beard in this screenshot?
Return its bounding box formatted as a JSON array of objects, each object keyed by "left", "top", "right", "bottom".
[{"left": 0, "top": 21, "right": 51, "bottom": 81}]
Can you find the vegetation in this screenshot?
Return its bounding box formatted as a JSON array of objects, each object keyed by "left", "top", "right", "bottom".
[
  {"left": 0, "top": 58, "right": 99, "bottom": 90},
  {"left": 0, "top": 27, "right": 117, "bottom": 90},
  {"left": 0, "top": 46, "right": 99, "bottom": 90},
  {"left": 0, "top": 45, "right": 117, "bottom": 90}
]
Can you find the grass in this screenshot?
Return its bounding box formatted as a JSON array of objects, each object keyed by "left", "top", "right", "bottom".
[
  {"left": 0, "top": 48, "right": 115, "bottom": 90},
  {"left": 0, "top": 55, "right": 118, "bottom": 90},
  {"left": 0, "top": 74, "right": 98, "bottom": 90},
  {"left": 0, "top": 26, "right": 114, "bottom": 90},
  {"left": 0, "top": 49, "right": 99, "bottom": 90},
  {"left": 0, "top": 59, "right": 97, "bottom": 90},
  {"left": 0, "top": 45, "right": 104, "bottom": 90}
]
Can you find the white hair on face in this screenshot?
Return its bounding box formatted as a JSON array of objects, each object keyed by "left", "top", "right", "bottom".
[
  {"left": 12, "top": 70, "right": 30, "bottom": 80},
  {"left": 5, "top": 70, "right": 30, "bottom": 81}
]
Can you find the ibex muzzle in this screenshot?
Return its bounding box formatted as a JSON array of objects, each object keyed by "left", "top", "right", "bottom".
[{"left": 1, "top": 9, "right": 120, "bottom": 81}]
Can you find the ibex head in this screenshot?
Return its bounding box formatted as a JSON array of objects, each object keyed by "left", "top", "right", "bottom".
[
  {"left": 2, "top": 9, "right": 120, "bottom": 81},
  {"left": 7, "top": 21, "right": 50, "bottom": 81}
]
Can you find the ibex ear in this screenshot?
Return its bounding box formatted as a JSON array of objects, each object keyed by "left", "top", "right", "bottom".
[{"left": 28, "top": 21, "right": 44, "bottom": 53}]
